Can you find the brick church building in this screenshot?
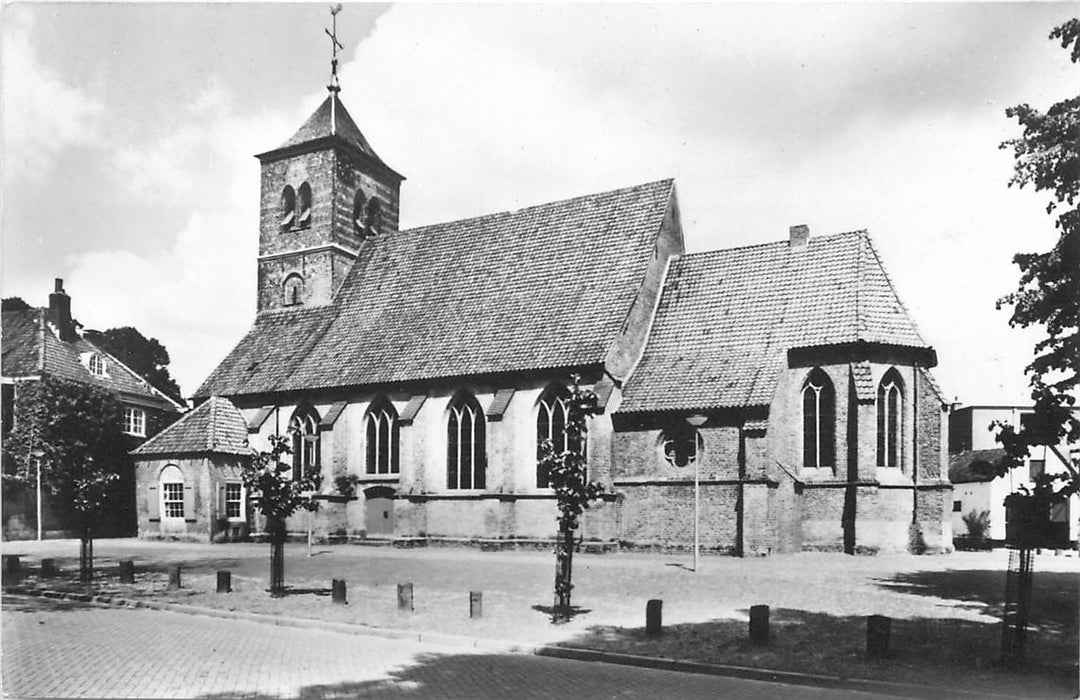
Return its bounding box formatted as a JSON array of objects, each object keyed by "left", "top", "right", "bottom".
[{"left": 134, "top": 79, "right": 952, "bottom": 554}]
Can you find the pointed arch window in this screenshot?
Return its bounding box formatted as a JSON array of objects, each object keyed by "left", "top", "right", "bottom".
[
  {"left": 283, "top": 274, "right": 304, "bottom": 307},
  {"left": 365, "top": 398, "right": 399, "bottom": 475},
  {"left": 447, "top": 392, "right": 486, "bottom": 490},
  {"left": 802, "top": 369, "right": 835, "bottom": 468},
  {"left": 365, "top": 198, "right": 383, "bottom": 237},
  {"left": 297, "top": 182, "right": 312, "bottom": 228},
  {"left": 289, "top": 405, "right": 320, "bottom": 481},
  {"left": 353, "top": 190, "right": 367, "bottom": 237},
  {"left": 877, "top": 369, "right": 903, "bottom": 468},
  {"left": 280, "top": 186, "right": 296, "bottom": 229},
  {"left": 536, "top": 385, "right": 581, "bottom": 487}
]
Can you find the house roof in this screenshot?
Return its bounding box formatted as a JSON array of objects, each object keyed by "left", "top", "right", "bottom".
[
  {"left": 132, "top": 396, "right": 250, "bottom": 456},
  {"left": 196, "top": 179, "right": 676, "bottom": 399},
  {"left": 618, "top": 231, "right": 931, "bottom": 413},
  {"left": 2, "top": 308, "right": 182, "bottom": 410},
  {"left": 948, "top": 448, "right": 1007, "bottom": 484}
]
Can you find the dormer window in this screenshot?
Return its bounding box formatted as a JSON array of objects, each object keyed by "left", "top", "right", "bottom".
[
  {"left": 297, "top": 182, "right": 312, "bottom": 228},
  {"left": 353, "top": 189, "right": 367, "bottom": 237},
  {"left": 283, "top": 274, "right": 304, "bottom": 307},
  {"left": 88, "top": 353, "right": 106, "bottom": 377},
  {"left": 365, "top": 198, "right": 383, "bottom": 237},
  {"left": 280, "top": 186, "right": 296, "bottom": 229}
]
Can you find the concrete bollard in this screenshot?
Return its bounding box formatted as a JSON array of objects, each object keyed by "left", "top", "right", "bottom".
[
  {"left": 749, "top": 605, "right": 770, "bottom": 645},
  {"left": 470, "top": 591, "right": 483, "bottom": 619},
  {"left": 119, "top": 560, "right": 135, "bottom": 584},
  {"left": 40, "top": 558, "right": 57, "bottom": 578},
  {"left": 398, "top": 582, "right": 414, "bottom": 612},
  {"left": 332, "top": 579, "right": 347, "bottom": 605},
  {"left": 216, "top": 570, "right": 232, "bottom": 593},
  {"left": 646, "top": 599, "right": 663, "bottom": 636},
  {"left": 168, "top": 565, "right": 181, "bottom": 589},
  {"left": 867, "top": 615, "right": 891, "bottom": 659}
]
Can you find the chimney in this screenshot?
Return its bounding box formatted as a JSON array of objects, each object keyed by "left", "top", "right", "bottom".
[
  {"left": 48, "top": 278, "right": 78, "bottom": 342},
  {"left": 789, "top": 224, "right": 810, "bottom": 250}
]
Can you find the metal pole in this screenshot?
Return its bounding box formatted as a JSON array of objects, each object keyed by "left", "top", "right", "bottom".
[
  {"left": 36, "top": 458, "right": 42, "bottom": 542},
  {"left": 694, "top": 457, "right": 700, "bottom": 572}
]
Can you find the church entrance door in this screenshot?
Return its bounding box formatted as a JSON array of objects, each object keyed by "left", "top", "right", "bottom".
[{"left": 364, "top": 486, "right": 395, "bottom": 537}]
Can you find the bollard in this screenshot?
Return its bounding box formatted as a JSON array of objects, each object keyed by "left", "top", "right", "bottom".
[
  {"left": 867, "top": 615, "right": 891, "bottom": 659},
  {"left": 646, "top": 599, "right": 663, "bottom": 636},
  {"left": 40, "top": 559, "right": 57, "bottom": 578},
  {"left": 168, "top": 565, "right": 182, "bottom": 590},
  {"left": 332, "top": 578, "right": 347, "bottom": 605},
  {"left": 398, "top": 582, "right": 414, "bottom": 612},
  {"left": 470, "top": 591, "right": 483, "bottom": 619},
  {"left": 216, "top": 570, "right": 232, "bottom": 593},
  {"left": 119, "top": 560, "right": 135, "bottom": 584},
  {"left": 749, "top": 605, "right": 770, "bottom": 645}
]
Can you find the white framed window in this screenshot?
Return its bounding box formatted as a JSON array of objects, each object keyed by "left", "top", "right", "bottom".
[
  {"left": 88, "top": 353, "right": 106, "bottom": 376},
  {"left": 161, "top": 465, "right": 185, "bottom": 520},
  {"left": 877, "top": 368, "right": 903, "bottom": 468},
  {"left": 225, "top": 482, "right": 243, "bottom": 520},
  {"left": 123, "top": 406, "right": 146, "bottom": 437},
  {"left": 365, "top": 398, "right": 399, "bottom": 475},
  {"left": 802, "top": 368, "right": 835, "bottom": 468},
  {"left": 660, "top": 425, "right": 704, "bottom": 469},
  {"left": 447, "top": 392, "right": 486, "bottom": 490},
  {"left": 289, "top": 406, "right": 320, "bottom": 481},
  {"left": 536, "top": 385, "right": 586, "bottom": 487}
]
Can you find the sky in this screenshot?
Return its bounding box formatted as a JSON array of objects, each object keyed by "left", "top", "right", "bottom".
[{"left": 1, "top": 2, "right": 1075, "bottom": 406}]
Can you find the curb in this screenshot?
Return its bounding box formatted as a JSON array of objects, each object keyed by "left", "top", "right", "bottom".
[{"left": 2, "top": 586, "right": 1031, "bottom": 700}]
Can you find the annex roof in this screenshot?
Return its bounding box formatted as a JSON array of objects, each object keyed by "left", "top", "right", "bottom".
[
  {"left": 132, "top": 397, "right": 250, "bottom": 457},
  {"left": 948, "top": 448, "right": 1007, "bottom": 484},
  {"left": 196, "top": 179, "right": 676, "bottom": 399},
  {"left": 618, "top": 231, "right": 931, "bottom": 413},
  {"left": 2, "top": 308, "right": 182, "bottom": 410}
]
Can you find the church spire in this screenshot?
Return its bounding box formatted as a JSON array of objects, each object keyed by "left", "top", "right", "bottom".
[{"left": 325, "top": 4, "right": 344, "bottom": 134}]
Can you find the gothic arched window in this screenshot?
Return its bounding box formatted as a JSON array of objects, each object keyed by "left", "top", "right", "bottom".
[
  {"left": 365, "top": 398, "right": 399, "bottom": 475},
  {"left": 280, "top": 186, "right": 296, "bottom": 229},
  {"left": 353, "top": 190, "right": 367, "bottom": 237},
  {"left": 289, "top": 405, "right": 320, "bottom": 481},
  {"left": 447, "top": 392, "right": 485, "bottom": 490},
  {"left": 283, "top": 274, "right": 304, "bottom": 307},
  {"left": 877, "top": 368, "right": 904, "bottom": 468},
  {"left": 660, "top": 424, "right": 704, "bottom": 469},
  {"left": 536, "top": 385, "right": 577, "bottom": 487},
  {"left": 365, "top": 198, "right": 383, "bottom": 237},
  {"left": 297, "top": 182, "right": 312, "bottom": 228},
  {"left": 802, "top": 368, "right": 835, "bottom": 468}
]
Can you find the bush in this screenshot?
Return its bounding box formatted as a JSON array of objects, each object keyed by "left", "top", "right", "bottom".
[{"left": 962, "top": 509, "right": 991, "bottom": 539}]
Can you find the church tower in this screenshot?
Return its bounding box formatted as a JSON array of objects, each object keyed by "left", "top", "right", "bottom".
[{"left": 254, "top": 10, "right": 404, "bottom": 313}]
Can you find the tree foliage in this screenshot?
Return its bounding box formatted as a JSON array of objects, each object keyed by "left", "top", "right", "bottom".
[
  {"left": 2, "top": 297, "right": 31, "bottom": 311},
  {"left": 84, "top": 326, "right": 184, "bottom": 403},
  {"left": 990, "top": 20, "right": 1080, "bottom": 509}
]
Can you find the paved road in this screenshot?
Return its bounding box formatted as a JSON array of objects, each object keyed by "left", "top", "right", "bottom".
[{"left": 2, "top": 594, "right": 884, "bottom": 699}]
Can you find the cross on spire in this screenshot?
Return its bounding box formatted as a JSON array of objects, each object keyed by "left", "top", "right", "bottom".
[{"left": 325, "top": 4, "right": 344, "bottom": 95}]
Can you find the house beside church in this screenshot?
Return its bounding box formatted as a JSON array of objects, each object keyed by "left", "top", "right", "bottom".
[{"left": 134, "top": 79, "right": 952, "bottom": 554}]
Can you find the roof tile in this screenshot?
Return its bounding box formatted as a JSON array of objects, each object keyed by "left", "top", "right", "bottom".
[{"left": 133, "top": 397, "right": 249, "bottom": 456}]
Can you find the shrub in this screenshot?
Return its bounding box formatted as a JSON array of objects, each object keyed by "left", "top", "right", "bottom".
[{"left": 962, "top": 509, "right": 992, "bottom": 539}]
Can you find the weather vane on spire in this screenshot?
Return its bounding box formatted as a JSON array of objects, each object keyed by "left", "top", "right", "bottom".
[{"left": 325, "top": 4, "right": 344, "bottom": 94}]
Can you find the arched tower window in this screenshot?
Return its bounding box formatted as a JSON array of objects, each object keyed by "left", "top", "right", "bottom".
[
  {"left": 365, "top": 398, "right": 399, "bottom": 475},
  {"left": 280, "top": 186, "right": 296, "bottom": 229},
  {"left": 447, "top": 392, "right": 485, "bottom": 490},
  {"left": 365, "top": 198, "right": 383, "bottom": 237},
  {"left": 536, "top": 385, "right": 577, "bottom": 487},
  {"left": 289, "top": 405, "right": 320, "bottom": 482},
  {"left": 353, "top": 190, "right": 367, "bottom": 237},
  {"left": 283, "top": 274, "right": 304, "bottom": 307},
  {"left": 802, "top": 368, "right": 835, "bottom": 468},
  {"left": 877, "top": 368, "right": 904, "bottom": 468},
  {"left": 659, "top": 424, "right": 704, "bottom": 469},
  {"left": 297, "top": 182, "right": 312, "bottom": 228}
]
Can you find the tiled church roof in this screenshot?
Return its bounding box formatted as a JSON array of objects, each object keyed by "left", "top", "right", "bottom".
[
  {"left": 2, "top": 308, "right": 182, "bottom": 409},
  {"left": 618, "top": 231, "right": 930, "bottom": 413},
  {"left": 196, "top": 179, "right": 676, "bottom": 398},
  {"left": 133, "top": 396, "right": 250, "bottom": 456}
]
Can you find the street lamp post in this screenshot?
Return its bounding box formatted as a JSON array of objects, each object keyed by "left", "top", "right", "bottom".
[
  {"left": 30, "top": 447, "right": 45, "bottom": 542},
  {"left": 685, "top": 414, "right": 708, "bottom": 572}
]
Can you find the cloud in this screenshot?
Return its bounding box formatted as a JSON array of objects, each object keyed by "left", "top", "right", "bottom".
[{"left": 0, "top": 9, "right": 105, "bottom": 181}]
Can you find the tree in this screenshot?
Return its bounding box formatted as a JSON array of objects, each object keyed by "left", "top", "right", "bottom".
[
  {"left": 2, "top": 374, "right": 128, "bottom": 581},
  {"left": 84, "top": 326, "right": 184, "bottom": 404},
  {"left": 990, "top": 20, "right": 1080, "bottom": 507},
  {"left": 537, "top": 376, "right": 604, "bottom": 620},
  {"left": 2, "top": 297, "right": 31, "bottom": 311},
  {"left": 240, "top": 434, "right": 321, "bottom": 596}
]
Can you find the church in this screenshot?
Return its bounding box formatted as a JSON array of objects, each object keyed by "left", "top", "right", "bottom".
[{"left": 133, "top": 69, "right": 953, "bottom": 555}]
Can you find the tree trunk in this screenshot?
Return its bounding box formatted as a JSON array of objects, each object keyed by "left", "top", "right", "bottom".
[
  {"left": 268, "top": 516, "right": 285, "bottom": 597},
  {"left": 553, "top": 525, "right": 574, "bottom": 617},
  {"left": 79, "top": 518, "right": 94, "bottom": 583}
]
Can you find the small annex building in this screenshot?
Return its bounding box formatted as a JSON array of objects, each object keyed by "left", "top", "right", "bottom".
[{"left": 157, "top": 77, "right": 952, "bottom": 554}]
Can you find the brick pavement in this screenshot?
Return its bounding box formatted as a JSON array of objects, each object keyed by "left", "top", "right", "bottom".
[{"left": 2, "top": 594, "right": 881, "bottom": 699}]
